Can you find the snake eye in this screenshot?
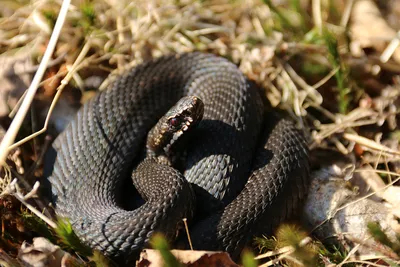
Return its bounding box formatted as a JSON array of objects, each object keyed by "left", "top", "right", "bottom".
[{"left": 169, "top": 118, "right": 179, "bottom": 127}]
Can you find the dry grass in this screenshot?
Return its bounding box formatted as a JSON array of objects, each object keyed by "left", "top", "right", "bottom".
[{"left": 0, "top": 0, "right": 400, "bottom": 266}]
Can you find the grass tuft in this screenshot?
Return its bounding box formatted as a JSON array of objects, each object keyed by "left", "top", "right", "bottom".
[
  {"left": 255, "top": 224, "right": 319, "bottom": 266},
  {"left": 80, "top": 2, "right": 96, "bottom": 33},
  {"left": 241, "top": 250, "right": 258, "bottom": 267},
  {"left": 368, "top": 222, "right": 400, "bottom": 256},
  {"left": 320, "top": 27, "right": 351, "bottom": 114},
  {"left": 55, "top": 218, "right": 92, "bottom": 257},
  {"left": 42, "top": 10, "right": 57, "bottom": 29}
]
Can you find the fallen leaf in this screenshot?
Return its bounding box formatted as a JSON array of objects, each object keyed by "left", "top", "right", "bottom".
[{"left": 137, "top": 249, "right": 238, "bottom": 267}]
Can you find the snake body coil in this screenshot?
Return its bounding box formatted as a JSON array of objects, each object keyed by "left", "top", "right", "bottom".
[{"left": 45, "top": 53, "right": 310, "bottom": 262}]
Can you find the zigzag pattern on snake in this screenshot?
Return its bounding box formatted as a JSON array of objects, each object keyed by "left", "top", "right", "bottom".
[{"left": 44, "top": 52, "right": 310, "bottom": 262}]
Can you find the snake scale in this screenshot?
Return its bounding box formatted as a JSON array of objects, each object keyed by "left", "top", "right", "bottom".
[{"left": 45, "top": 52, "right": 310, "bottom": 262}]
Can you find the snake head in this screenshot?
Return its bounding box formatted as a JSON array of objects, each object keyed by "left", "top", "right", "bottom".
[{"left": 147, "top": 96, "right": 204, "bottom": 158}]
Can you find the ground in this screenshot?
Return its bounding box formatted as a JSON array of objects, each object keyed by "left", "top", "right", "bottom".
[{"left": 0, "top": 0, "right": 400, "bottom": 266}]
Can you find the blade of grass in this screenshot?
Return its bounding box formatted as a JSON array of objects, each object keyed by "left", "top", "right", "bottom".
[{"left": 150, "top": 234, "right": 181, "bottom": 267}]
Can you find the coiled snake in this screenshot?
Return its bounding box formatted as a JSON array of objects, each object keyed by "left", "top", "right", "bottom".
[{"left": 45, "top": 52, "right": 310, "bottom": 262}]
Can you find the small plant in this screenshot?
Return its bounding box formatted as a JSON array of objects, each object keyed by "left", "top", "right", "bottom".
[
  {"left": 318, "top": 243, "right": 354, "bottom": 266},
  {"left": 20, "top": 210, "right": 56, "bottom": 244},
  {"left": 241, "top": 250, "right": 258, "bottom": 267},
  {"left": 321, "top": 27, "right": 351, "bottom": 114},
  {"left": 80, "top": 2, "right": 96, "bottom": 33},
  {"left": 150, "top": 233, "right": 181, "bottom": 267},
  {"left": 55, "top": 218, "right": 92, "bottom": 257},
  {"left": 42, "top": 10, "right": 57, "bottom": 28},
  {"left": 254, "top": 224, "right": 319, "bottom": 266},
  {"left": 55, "top": 219, "right": 113, "bottom": 266},
  {"left": 368, "top": 221, "right": 400, "bottom": 257}
]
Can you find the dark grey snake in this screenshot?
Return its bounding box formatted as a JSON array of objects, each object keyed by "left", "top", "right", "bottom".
[{"left": 44, "top": 52, "right": 310, "bottom": 262}]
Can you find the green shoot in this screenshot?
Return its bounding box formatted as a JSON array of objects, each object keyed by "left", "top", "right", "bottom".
[{"left": 150, "top": 233, "right": 181, "bottom": 267}]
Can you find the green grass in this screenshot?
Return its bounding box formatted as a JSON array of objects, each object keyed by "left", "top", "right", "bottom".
[
  {"left": 321, "top": 27, "right": 351, "bottom": 114},
  {"left": 150, "top": 234, "right": 181, "bottom": 267},
  {"left": 241, "top": 250, "right": 258, "bottom": 267},
  {"left": 55, "top": 218, "right": 93, "bottom": 257}
]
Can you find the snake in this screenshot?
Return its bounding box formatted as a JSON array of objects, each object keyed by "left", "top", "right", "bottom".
[{"left": 44, "top": 52, "right": 310, "bottom": 263}]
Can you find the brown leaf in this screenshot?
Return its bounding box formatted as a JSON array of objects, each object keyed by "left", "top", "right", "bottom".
[{"left": 137, "top": 249, "right": 238, "bottom": 267}]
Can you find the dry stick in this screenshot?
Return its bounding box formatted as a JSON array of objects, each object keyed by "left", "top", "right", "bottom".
[
  {"left": 336, "top": 243, "right": 362, "bottom": 267},
  {"left": 359, "top": 254, "right": 391, "bottom": 261},
  {"left": 9, "top": 63, "right": 73, "bottom": 120},
  {"left": 258, "top": 251, "right": 292, "bottom": 267},
  {"left": 284, "top": 63, "right": 323, "bottom": 104},
  {"left": 255, "top": 237, "right": 312, "bottom": 261},
  {"left": 0, "top": 0, "right": 71, "bottom": 167},
  {"left": 258, "top": 238, "right": 311, "bottom": 267},
  {"left": 8, "top": 90, "right": 28, "bottom": 120},
  {"left": 7, "top": 41, "right": 92, "bottom": 151},
  {"left": 312, "top": 0, "right": 322, "bottom": 34},
  {"left": 182, "top": 218, "right": 193, "bottom": 250},
  {"left": 344, "top": 260, "right": 396, "bottom": 267},
  {"left": 4, "top": 179, "right": 57, "bottom": 229},
  {"left": 12, "top": 52, "right": 68, "bottom": 77},
  {"left": 8, "top": 54, "right": 67, "bottom": 119},
  {"left": 340, "top": 0, "right": 355, "bottom": 27},
  {"left": 254, "top": 246, "right": 293, "bottom": 260},
  {"left": 380, "top": 31, "right": 400, "bottom": 63},
  {"left": 312, "top": 66, "right": 339, "bottom": 90},
  {"left": 343, "top": 133, "right": 400, "bottom": 156},
  {"left": 281, "top": 254, "right": 305, "bottom": 266},
  {"left": 347, "top": 234, "right": 400, "bottom": 261}
]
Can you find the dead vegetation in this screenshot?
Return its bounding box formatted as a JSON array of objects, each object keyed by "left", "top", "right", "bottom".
[{"left": 0, "top": 0, "right": 400, "bottom": 266}]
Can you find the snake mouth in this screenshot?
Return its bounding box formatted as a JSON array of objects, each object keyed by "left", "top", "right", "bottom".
[
  {"left": 147, "top": 96, "right": 204, "bottom": 157},
  {"left": 163, "top": 118, "right": 192, "bottom": 153}
]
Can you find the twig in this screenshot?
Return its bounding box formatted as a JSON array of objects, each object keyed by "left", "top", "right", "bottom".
[
  {"left": 312, "top": 0, "right": 322, "bottom": 34},
  {"left": 343, "top": 133, "right": 400, "bottom": 156},
  {"left": 6, "top": 40, "right": 92, "bottom": 151},
  {"left": 0, "top": 0, "right": 71, "bottom": 167},
  {"left": 284, "top": 63, "right": 323, "bottom": 104},
  {"left": 342, "top": 260, "right": 396, "bottom": 267},
  {"left": 257, "top": 238, "right": 312, "bottom": 267},
  {"left": 254, "top": 245, "right": 293, "bottom": 260},
  {"left": 336, "top": 242, "right": 361, "bottom": 266},
  {"left": 255, "top": 237, "right": 312, "bottom": 262},
  {"left": 312, "top": 66, "right": 339, "bottom": 89},
  {"left": 3, "top": 179, "right": 57, "bottom": 229},
  {"left": 182, "top": 218, "right": 193, "bottom": 250},
  {"left": 380, "top": 31, "right": 400, "bottom": 63},
  {"left": 258, "top": 250, "right": 291, "bottom": 267},
  {"left": 340, "top": 0, "right": 355, "bottom": 27}
]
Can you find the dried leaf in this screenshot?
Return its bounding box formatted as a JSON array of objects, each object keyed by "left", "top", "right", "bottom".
[{"left": 137, "top": 249, "right": 238, "bottom": 267}]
